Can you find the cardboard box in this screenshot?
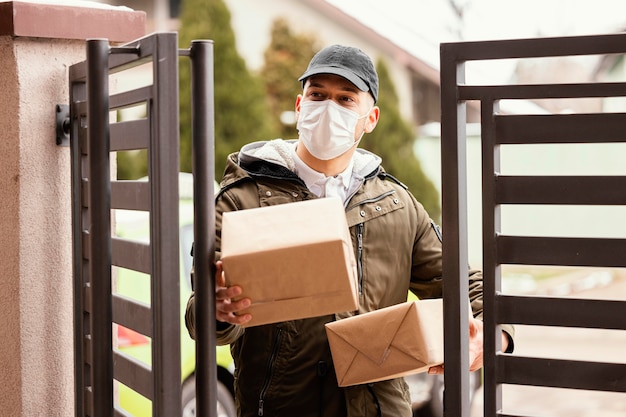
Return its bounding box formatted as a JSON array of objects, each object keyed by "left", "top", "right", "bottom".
[
  {"left": 221, "top": 198, "right": 359, "bottom": 327},
  {"left": 325, "top": 299, "right": 443, "bottom": 387}
]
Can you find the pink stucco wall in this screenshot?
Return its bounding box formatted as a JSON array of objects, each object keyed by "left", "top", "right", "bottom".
[{"left": 0, "top": 2, "right": 145, "bottom": 415}]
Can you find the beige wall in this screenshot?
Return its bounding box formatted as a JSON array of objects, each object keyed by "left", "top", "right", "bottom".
[
  {"left": 0, "top": 35, "right": 23, "bottom": 414},
  {"left": 0, "top": 32, "right": 81, "bottom": 417},
  {"left": 0, "top": 2, "right": 144, "bottom": 415}
]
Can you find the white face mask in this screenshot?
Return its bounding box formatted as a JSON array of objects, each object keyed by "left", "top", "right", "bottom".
[{"left": 296, "top": 100, "right": 369, "bottom": 160}]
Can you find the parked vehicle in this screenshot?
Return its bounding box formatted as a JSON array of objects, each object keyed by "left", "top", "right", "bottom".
[{"left": 115, "top": 174, "right": 236, "bottom": 417}]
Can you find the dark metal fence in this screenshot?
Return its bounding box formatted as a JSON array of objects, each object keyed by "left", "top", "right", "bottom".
[
  {"left": 440, "top": 33, "right": 626, "bottom": 417},
  {"left": 69, "top": 32, "right": 217, "bottom": 417},
  {"left": 68, "top": 28, "right": 626, "bottom": 417}
]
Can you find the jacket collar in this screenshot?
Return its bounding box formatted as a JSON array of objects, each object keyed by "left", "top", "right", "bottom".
[{"left": 237, "top": 139, "right": 382, "bottom": 179}]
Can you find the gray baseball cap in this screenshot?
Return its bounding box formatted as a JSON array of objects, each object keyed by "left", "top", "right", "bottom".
[{"left": 298, "top": 44, "right": 379, "bottom": 103}]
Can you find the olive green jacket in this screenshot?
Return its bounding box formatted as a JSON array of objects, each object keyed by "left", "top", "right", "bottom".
[{"left": 186, "top": 139, "right": 496, "bottom": 417}]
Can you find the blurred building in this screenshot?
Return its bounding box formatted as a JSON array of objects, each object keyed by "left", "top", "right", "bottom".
[
  {"left": 101, "top": 0, "right": 468, "bottom": 129},
  {"left": 101, "top": 0, "right": 626, "bottom": 126}
]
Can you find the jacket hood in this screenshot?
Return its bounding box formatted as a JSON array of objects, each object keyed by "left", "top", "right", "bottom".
[{"left": 237, "top": 139, "right": 382, "bottom": 179}]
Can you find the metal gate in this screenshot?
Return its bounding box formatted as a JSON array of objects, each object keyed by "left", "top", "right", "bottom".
[
  {"left": 440, "top": 33, "right": 626, "bottom": 416},
  {"left": 67, "top": 32, "right": 218, "bottom": 417}
]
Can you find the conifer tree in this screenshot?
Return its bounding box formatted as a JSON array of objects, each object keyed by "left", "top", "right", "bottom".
[
  {"left": 178, "top": 0, "right": 276, "bottom": 177},
  {"left": 261, "top": 18, "right": 319, "bottom": 139},
  {"left": 116, "top": 149, "right": 148, "bottom": 180},
  {"left": 363, "top": 60, "right": 441, "bottom": 220}
]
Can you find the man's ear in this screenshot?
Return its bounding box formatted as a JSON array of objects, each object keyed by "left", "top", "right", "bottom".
[
  {"left": 364, "top": 106, "right": 380, "bottom": 133},
  {"left": 294, "top": 94, "right": 303, "bottom": 116}
]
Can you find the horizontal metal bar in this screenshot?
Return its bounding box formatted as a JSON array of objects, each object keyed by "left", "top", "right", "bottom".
[
  {"left": 83, "top": 333, "right": 92, "bottom": 365},
  {"left": 83, "top": 386, "right": 93, "bottom": 416},
  {"left": 91, "top": 87, "right": 151, "bottom": 153},
  {"left": 114, "top": 406, "right": 134, "bottom": 417},
  {"left": 110, "top": 46, "right": 141, "bottom": 55},
  {"left": 496, "top": 295, "right": 626, "bottom": 329},
  {"left": 497, "top": 355, "right": 626, "bottom": 392},
  {"left": 83, "top": 281, "right": 91, "bottom": 315},
  {"left": 111, "top": 237, "right": 151, "bottom": 274},
  {"left": 111, "top": 181, "right": 150, "bottom": 210},
  {"left": 495, "top": 176, "right": 626, "bottom": 205},
  {"left": 441, "top": 32, "right": 626, "bottom": 62},
  {"left": 79, "top": 126, "right": 88, "bottom": 156},
  {"left": 495, "top": 113, "right": 626, "bottom": 144},
  {"left": 69, "top": 34, "right": 159, "bottom": 82},
  {"left": 459, "top": 82, "right": 626, "bottom": 101},
  {"left": 112, "top": 294, "right": 152, "bottom": 337},
  {"left": 497, "top": 235, "right": 626, "bottom": 267},
  {"left": 82, "top": 231, "right": 90, "bottom": 258},
  {"left": 113, "top": 350, "right": 154, "bottom": 400},
  {"left": 107, "top": 37, "right": 155, "bottom": 73},
  {"left": 80, "top": 178, "right": 151, "bottom": 211},
  {"left": 110, "top": 85, "right": 152, "bottom": 110},
  {"left": 73, "top": 100, "right": 89, "bottom": 155},
  {"left": 75, "top": 100, "right": 87, "bottom": 115},
  {"left": 110, "top": 119, "right": 150, "bottom": 151},
  {"left": 80, "top": 179, "right": 89, "bottom": 208},
  {"left": 499, "top": 414, "right": 534, "bottom": 417}
]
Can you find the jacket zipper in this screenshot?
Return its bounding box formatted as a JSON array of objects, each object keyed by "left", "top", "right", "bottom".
[
  {"left": 357, "top": 223, "right": 364, "bottom": 294},
  {"left": 258, "top": 327, "right": 283, "bottom": 416},
  {"left": 347, "top": 192, "right": 394, "bottom": 295},
  {"left": 345, "top": 190, "right": 395, "bottom": 212}
]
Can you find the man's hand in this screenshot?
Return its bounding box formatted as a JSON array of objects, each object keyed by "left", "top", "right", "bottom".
[
  {"left": 468, "top": 317, "right": 484, "bottom": 371},
  {"left": 427, "top": 318, "right": 510, "bottom": 375},
  {"left": 427, "top": 317, "right": 483, "bottom": 375},
  {"left": 215, "top": 260, "right": 252, "bottom": 325}
]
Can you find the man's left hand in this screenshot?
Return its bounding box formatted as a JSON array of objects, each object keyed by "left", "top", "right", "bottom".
[{"left": 428, "top": 318, "right": 507, "bottom": 375}]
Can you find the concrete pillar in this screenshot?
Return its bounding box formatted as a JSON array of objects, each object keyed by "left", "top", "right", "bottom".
[{"left": 0, "top": 2, "right": 145, "bottom": 415}]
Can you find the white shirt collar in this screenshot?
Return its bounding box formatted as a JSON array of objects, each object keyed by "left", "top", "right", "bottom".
[{"left": 292, "top": 145, "right": 354, "bottom": 202}]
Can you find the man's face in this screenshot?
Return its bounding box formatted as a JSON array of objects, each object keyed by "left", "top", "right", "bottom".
[{"left": 296, "top": 74, "right": 378, "bottom": 140}]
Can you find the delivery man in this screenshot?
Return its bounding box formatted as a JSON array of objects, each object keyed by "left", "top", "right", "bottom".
[{"left": 186, "top": 44, "right": 514, "bottom": 417}]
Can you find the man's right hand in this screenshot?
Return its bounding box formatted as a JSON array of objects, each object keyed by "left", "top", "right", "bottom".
[{"left": 215, "top": 260, "right": 252, "bottom": 325}]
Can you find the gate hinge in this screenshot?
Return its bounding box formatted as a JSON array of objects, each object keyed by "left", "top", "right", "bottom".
[{"left": 55, "top": 104, "right": 70, "bottom": 147}]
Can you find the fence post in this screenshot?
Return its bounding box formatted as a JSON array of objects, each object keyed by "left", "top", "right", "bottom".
[{"left": 190, "top": 39, "right": 218, "bottom": 417}]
